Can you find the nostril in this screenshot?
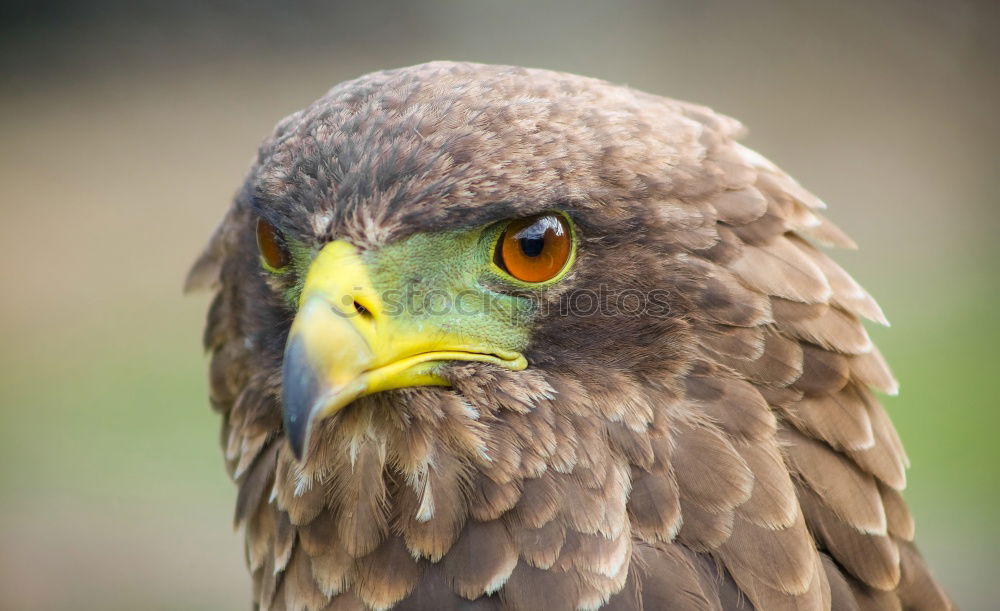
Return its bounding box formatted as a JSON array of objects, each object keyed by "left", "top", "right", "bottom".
[{"left": 353, "top": 300, "right": 372, "bottom": 318}]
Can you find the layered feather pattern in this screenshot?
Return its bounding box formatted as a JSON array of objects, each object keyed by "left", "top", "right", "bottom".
[{"left": 192, "top": 62, "right": 950, "bottom": 610}]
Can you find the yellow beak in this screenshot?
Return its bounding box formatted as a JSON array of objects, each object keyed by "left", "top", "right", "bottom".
[{"left": 281, "top": 240, "right": 526, "bottom": 458}]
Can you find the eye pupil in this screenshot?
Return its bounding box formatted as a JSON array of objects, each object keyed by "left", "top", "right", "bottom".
[
  {"left": 518, "top": 236, "right": 545, "bottom": 257},
  {"left": 256, "top": 217, "right": 291, "bottom": 270},
  {"left": 496, "top": 213, "right": 572, "bottom": 283}
]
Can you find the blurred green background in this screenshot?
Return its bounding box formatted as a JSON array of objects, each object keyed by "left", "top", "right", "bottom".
[{"left": 1, "top": 1, "right": 997, "bottom": 609}]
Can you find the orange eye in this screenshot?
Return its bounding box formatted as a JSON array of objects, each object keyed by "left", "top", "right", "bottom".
[
  {"left": 256, "top": 217, "right": 290, "bottom": 270},
  {"left": 495, "top": 214, "right": 572, "bottom": 283}
]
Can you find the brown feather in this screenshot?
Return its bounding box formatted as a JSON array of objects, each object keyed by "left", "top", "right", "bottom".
[
  {"left": 320, "top": 591, "right": 368, "bottom": 611},
  {"left": 443, "top": 520, "right": 518, "bottom": 598},
  {"left": 309, "top": 550, "right": 355, "bottom": 599},
  {"left": 711, "top": 186, "right": 768, "bottom": 225},
  {"left": 609, "top": 543, "right": 726, "bottom": 611},
  {"left": 298, "top": 513, "right": 338, "bottom": 558},
  {"left": 894, "top": 541, "right": 953, "bottom": 610},
  {"left": 282, "top": 548, "right": 328, "bottom": 611},
  {"left": 676, "top": 498, "right": 734, "bottom": 551},
  {"left": 395, "top": 454, "right": 469, "bottom": 562},
  {"left": 733, "top": 439, "right": 798, "bottom": 529},
  {"left": 755, "top": 166, "right": 827, "bottom": 210},
  {"left": 697, "top": 324, "right": 767, "bottom": 361},
  {"left": 771, "top": 298, "right": 872, "bottom": 355},
  {"left": 799, "top": 487, "right": 901, "bottom": 591},
  {"left": 879, "top": 482, "right": 915, "bottom": 542},
  {"left": 796, "top": 239, "right": 888, "bottom": 325},
  {"left": 394, "top": 562, "right": 500, "bottom": 610},
  {"left": 508, "top": 472, "right": 564, "bottom": 529},
  {"left": 235, "top": 441, "right": 279, "bottom": 527},
  {"left": 847, "top": 394, "right": 909, "bottom": 490},
  {"left": 512, "top": 518, "right": 567, "bottom": 569},
  {"left": 821, "top": 553, "right": 863, "bottom": 611},
  {"left": 333, "top": 441, "right": 388, "bottom": 557},
  {"left": 849, "top": 348, "right": 899, "bottom": 396},
  {"left": 694, "top": 259, "right": 773, "bottom": 327},
  {"left": 468, "top": 474, "right": 522, "bottom": 522},
  {"left": 800, "top": 214, "right": 859, "bottom": 250},
  {"left": 274, "top": 450, "right": 328, "bottom": 527},
  {"left": 686, "top": 374, "right": 776, "bottom": 442},
  {"left": 672, "top": 420, "right": 753, "bottom": 513},
  {"left": 561, "top": 462, "right": 625, "bottom": 536},
  {"left": 260, "top": 551, "right": 282, "bottom": 611},
  {"left": 352, "top": 536, "right": 423, "bottom": 610},
  {"left": 782, "top": 428, "right": 887, "bottom": 535},
  {"left": 758, "top": 385, "right": 804, "bottom": 410},
  {"left": 705, "top": 144, "right": 757, "bottom": 191},
  {"left": 606, "top": 420, "right": 655, "bottom": 469},
  {"left": 719, "top": 328, "right": 804, "bottom": 387},
  {"left": 499, "top": 561, "right": 581, "bottom": 611},
  {"left": 849, "top": 580, "right": 902, "bottom": 611},
  {"left": 273, "top": 510, "right": 296, "bottom": 574},
  {"left": 717, "top": 511, "right": 821, "bottom": 598},
  {"left": 247, "top": 496, "right": 277, "bottom": 574},
  {"left": 627, "top": 467, "right": 682, "bottom": 543},
  {"left": 780, "top": 384, "right": 875, "bottom": 452},
  {"left": 730, "top": 211, "right": 789, "bottom": 245},
  {"left": 793, "top": 343, "right": 852, "bottom": 395},
  {"left": 729, "top": 236, "right": 832, "bottom": 303}
]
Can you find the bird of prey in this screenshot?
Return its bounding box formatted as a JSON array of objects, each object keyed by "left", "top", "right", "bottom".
[{"left": 188, "top": 62, "right": 951, "bottom": 610}]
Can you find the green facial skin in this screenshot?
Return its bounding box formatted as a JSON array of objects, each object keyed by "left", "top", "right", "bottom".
[
  {"left": 270, "top": 213, "right": 576, "bottom": 457},
  {"left": 267, "top": 213, "right": 576, "bottom": 361}
]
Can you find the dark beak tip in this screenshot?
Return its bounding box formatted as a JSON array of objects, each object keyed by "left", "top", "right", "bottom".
[
  {"left": 285, "top": 414, "right": 308, "bottom": 461},
  {"left": 281, "top": 336, "right": 320, "bottom": 461}
]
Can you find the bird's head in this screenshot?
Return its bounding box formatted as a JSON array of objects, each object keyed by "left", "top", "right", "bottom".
[
  {"left": 193, "top": 63, "right": 709, "bottom": 464},
  {"left": 189, "top": 62, "right": 943, "bottom": 611}
]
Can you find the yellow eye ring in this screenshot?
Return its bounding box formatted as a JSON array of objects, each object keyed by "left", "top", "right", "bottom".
[{"left": 494, "top": 213, "right": 572, "bottom": 283}]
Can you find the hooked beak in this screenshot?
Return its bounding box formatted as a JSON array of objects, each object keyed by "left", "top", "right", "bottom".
[{"left": 281, "top": 240, "right": 526, "bottom": 459}]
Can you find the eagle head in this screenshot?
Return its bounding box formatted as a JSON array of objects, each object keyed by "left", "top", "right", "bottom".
[{"left": 189, "top": 62, "right": 949, "bottom": 611}]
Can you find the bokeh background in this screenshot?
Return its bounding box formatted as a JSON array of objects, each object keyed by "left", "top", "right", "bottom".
[{"left": 1, "top": 1, "right": 997, "bottom": 609}]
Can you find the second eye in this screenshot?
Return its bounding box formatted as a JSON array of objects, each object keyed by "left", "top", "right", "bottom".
[{"left": 257, "top": 217, "right": 291, "bottom": 270}]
